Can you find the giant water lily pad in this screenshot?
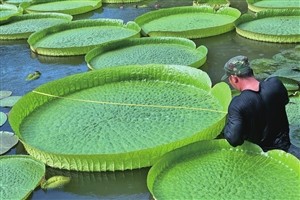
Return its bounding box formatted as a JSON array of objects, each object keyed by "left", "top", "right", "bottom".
[
  {"left": 247, "top": 0, "right": 300, "bottom": 12},
  {"left": 286, "top": 95, "right": 300, "bottom": 147},
  {"left": 0, "top": 155, "right": 45, "bottom": 199},
  {"left": 236, "top": 9, "right": 300, "bottom": 43},
  {"left": 102, "top": 0, "right": 143, "bottom": 3},
  {"left": 0, "top": 4, "right": 22, "bottom": 24},
  {"left": 147, "top": 139, "right": 300, "bottom": 199},
  {"left": 0, "top": 112, "right": 8, "bottom": 127},
  {"left": 9, "top": 64, "right": 231, "bottom": 171},
  {"left": 0, "top": 13, "right": 72, "bottom": 40},
  {"left": 134, "top": 6, "right": 240, "bottom": 38},
  {"left": 0, "top": 131, "right": 18, "bottom": 154},
  {"left": 21, "top": 0, "right": 102, "bottom": 15},
  {"left": 85, "top": 37, "right": 208, "bottom": 70},
  {"left": 4, "top": 0, "right": 33, "bottom": 5},
  {"left": 28, "top": 19, "right": 141, "bottom": 56}
]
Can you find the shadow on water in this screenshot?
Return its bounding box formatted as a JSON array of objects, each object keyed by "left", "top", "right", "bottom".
[{"left": 1, "top": 0, "right": 299, "bottom": 199}]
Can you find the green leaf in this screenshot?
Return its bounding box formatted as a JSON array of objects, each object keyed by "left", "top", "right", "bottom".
[
  {"left": 9, "top": 64, "right": 230, "bottom": 171},
  {"left": 0, "top": 4, "right": 22, "bottom": 24},
  {"left": 0, "top": 155, "right": 45, "bottom": 199},
  {"left": 147, "top": 139, "right": 300, "bottom": 199},
  {"left": 26, "top": 70, "right": 41, "bottom": 81},
  {"left": 85, "top": 37, "right": 208, "bottom": 70},
  {"left": 247, "top": 0, "right": 300, "bottom": 12},
  {"left": 41, "top": 176, "right": 71, "bottom": 189},
  {"left": 28, "top": 19, "right": 141, "bottom": 56},
  {"left": 0, "top": 131, "right": 18, "bottom": 155},
  {"left": 0, "top": 90, "right": 12, "bottom": 99},
  {"left": 0, "top": 96, "right": 22, "bottom": 107},
  {"left": 0, "top": 112, "right": 7, "bottom": 127},
  {"left": 134, "top": 6, "right": 240, "bottom": 38}
]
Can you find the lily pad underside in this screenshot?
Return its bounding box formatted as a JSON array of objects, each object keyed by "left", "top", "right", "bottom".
[
  {"left": 147, "top": 139, "right": 300, "bottom": 200},
  {"left": 247, "top": 0, "right": 300, "bottom": 12},
  {"left": 9, "top": 64, "right": 231, "bottom": 171},
  {"left": 27, "top": 19, "right": 141, "bottom": 56},
  {"left": 85, "top": 37, "right": 208, "bottom": 70},
  {"left": 0, "top": 155, "right": 45, "bottom": 200},
  {"left": 0, "top": 13, "right": 72, "bottom": 40},
  {"left": 22, "top": 0, "right": 102, "bottom": 15},
  {"left": 134, "top": 6, "right": 240, "bottom": 39},
  {"left": 236, "top": 10, "right": 300, "bottom": 43}
]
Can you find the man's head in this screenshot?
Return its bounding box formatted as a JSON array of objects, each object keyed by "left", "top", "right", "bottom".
[{"left": 221, "top": 55, "right": 253, "bottom": 81}]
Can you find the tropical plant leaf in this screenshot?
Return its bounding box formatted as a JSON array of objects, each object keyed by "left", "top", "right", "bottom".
[
  {"left": 4, "top": 0, "right": 33, "bottom": 5},
  {"left": 0, "top": 155, "right": 45, "bottom": 199},
  {"left": 103, "top": 0, "right": 144, "bottom": 3},
  {"left": 0, "top": 4, "right": 22, "bottom": 24},
  {"left": 0, "top": 13, "right": 72, "bottom": 40},
  {"left": 85, "top": 37, "right": 208, "bottom": 70},
  {"left": 0, "top": 90, "right": 12, "bottom": 99},
  {"left": 235, "top": 9, "right": 300, "bottom": 43},
  {"left": 134, "top": 6, "right": 240, "bottom": 38},
  {"left": 273, "top": 44, "right": 300, "bottom": 64},
  {"left": 41, "top": 176, "right": 71, "bottom": 189},
  {"left": 0, "top": 96, "right": 22, "bottom": 107},
  {"left": 27, "top": 18, "right": 141, "bottom": 56},
  {"left": 147, "top": 139, "right": 300, "bottom": 199},
  {"left": 193, "top": 0, "right": 230, "bottom": 7},
  {"left": 21, "top": 0, "right": 102, "bottom": 15},
  {"left": 0, "top": 131, "right": 18, "bottom": 154},
  {"left": 26, "top": 70, "right": 41, "bottom": 81},
  {"left": 247, "top": 0, "right": 300, "bottom": 12},
  {"left": 9, "top": 64, "right": 231, "bottom": 171},
  {"left": 0, "top": 112, "right": 7, "bottom": 127},
  {"left": 286, "top": 95, "right": 300, "bottom": 148}
]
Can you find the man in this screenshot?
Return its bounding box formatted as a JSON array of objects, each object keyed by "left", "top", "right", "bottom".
[{"left": 221, "top": 55, "right": 290, "bottom": 152}]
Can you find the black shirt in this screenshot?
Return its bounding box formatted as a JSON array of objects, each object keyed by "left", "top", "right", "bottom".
[{"left": 224, "top": 77, "right": 290, "bottom": 151}]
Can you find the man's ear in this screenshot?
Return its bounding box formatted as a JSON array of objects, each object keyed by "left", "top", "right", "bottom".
[{"left": 231, "top": 75, "right": 239, "bottom": 83}]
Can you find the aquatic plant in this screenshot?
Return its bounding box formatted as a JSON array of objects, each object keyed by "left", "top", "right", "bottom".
[
  {"left": 135, "top": 6, "right": 240, "bottom": 38},
  {"left": 235, "top": 9, "right": 300, "bottom": 43},
  {"left": 28, "top": 18, "right": 141, "bottom": 56},
  {"left": 0, "top": 155, "right": 45, "bottom": 199},
  {"left": 9, "top": 64, "right": 231, "bottom": 171},
  {"left": 0, "top": 13, "right": 72, "bottom": 40},
  {"left": 147, "top": 139, "right": 300, "bottom": 199},
  {"left": 0, "top": 3, "right": 22, "bottom": 24},
  {"left": 247, "top": 0, "right": 300, "bottom": 12},
  {"left": 21, "top": 0, "right": 102, "bottom": 15},
  {"left": 85, "top": 37, "right": 208, "bottom": 70}
]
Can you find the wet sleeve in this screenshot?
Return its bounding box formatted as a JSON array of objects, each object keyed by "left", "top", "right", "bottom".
[{"left": 223, "top": 99, "right": 245, "bottom": 147}]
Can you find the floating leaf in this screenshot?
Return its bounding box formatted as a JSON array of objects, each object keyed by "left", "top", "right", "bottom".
[
  {"left": 28, "top": 19, "right": 141, "bottom": 56},
  {"left": 290, "top": 125, "right": 300, "bottom": 148},
  {"left": 9, "top": 64, "right": 231, "bottom": 171},
  {"left": 235, "top": 10, "right": 300, "bottom": 43},
  {"left": 0, "top": 90, "right": 12, "bottom": 99},
  {"left": 0, "top": 4, "right": 22, "bottom": 24},
  {"left": 41, "top": 176, "right": 71, "bottom": 190},
  {"left": 22, "top": 0, "right": 102, "bottom": 15},
  {"left": 135, "top": 6, "right": 240, "bottom": 38},
  {"left": 147, "top": 139, "right": 300, "bottom": 199},
  {"left": 85, "top": 37, "right": 208, "bottom": 70},
  {"left": 247, "top": 0, "right": 300, "bottom": 12},
  {"left": 26, "top": 70, "right": 41, "bottom": 81},
  {"left": 0, "top": 131, "right": 18, "bottom": 155},
  {"left": 0, "top": 112, "right": 7, "bottom": 127},
  {"left": 0, "top": 96, "right": 22, "bottom": 107},
  {"left": 0, "top": 155, "right": 45, "bottom": 199}
]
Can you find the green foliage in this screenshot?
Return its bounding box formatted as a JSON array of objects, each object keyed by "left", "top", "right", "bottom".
[
  {"left": 0, "top": 131, "right": 18, "bottom": 154},
  {"left": 9, "top": 64, "right": 230, "bottom": 171},
  {"left": 41, "top": 176, "right": 71, "bottom": 189},
  {"left": 134, "top": 6, "right": 240, "bottom": 39},
  {"left": 0, "top": 90, "right": 12, "bottom": 99},
  {"left": 147, "top": 139, "right": 300, "bottom": 199},
  {"left": 0, "top": 155, "right": 45, "bottom": 199},
  {"left": 102, "top": 0, "right": 143, "bottom": 3},
  {"left": 28, "top": 19, "right": 141, "bottom": 56},
  {"left": 0, "top": 95, "right": 21, "bottom": 107},
  {"left": 85, "top": 37, "right": 208, "bottom": 70},
  {"left": 247, "top": 0, "right": 300, "bottom": 12},
  {"left": 0, "top": 4, "right": 23, "bottom": 24},
  {"left": 0, "top": 112, "right": 7, "bottom": 127}
]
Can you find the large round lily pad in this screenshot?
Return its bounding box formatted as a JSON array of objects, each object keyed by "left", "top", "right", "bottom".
[
  {"left": 247, "top": 0, "right": 300, "bottom": 12},
  {"left": 0, "top": 4, "right": 22, "bottom": 24},
  {"left": 0, "top": 13, "right": 72, "bottom": 40},
  {"left": 0, "top": 155, "right": 45, "bottom": 199},
  {"left": 28, "top": 19, "right": 141, "bottom": 56},
  {"left": 85, "top": 37, "right": 208, "bottom": 70},
  {"left": 9, "top": 64, "right": 231, "bottom": 171},
  {"left": 147, "top": 139, "right": 300, "bottom": 199},
  {"left": 22, "top": 0, "right": 102, "bottom": 15},
  {"left": 236, "top": 9, "right": 300, "bottom": 43},
  {"left": 134, "top": 6, "right": 240, "bottom": 38}
]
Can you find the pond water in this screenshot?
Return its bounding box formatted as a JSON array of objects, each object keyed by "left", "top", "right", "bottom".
[{"left": 0, "top": 0, "right": 298, "bottom": 199}]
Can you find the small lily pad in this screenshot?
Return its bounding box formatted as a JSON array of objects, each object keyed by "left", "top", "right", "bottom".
[
  {"left": 0, "top": 96, "right": 22, "bottom": 107},
  {"left": 0, "top": 131, "right": 19, "bottom": 155},
  {"left": 26, "top": 71, "right": 41, "bottom": 81},
  {"left": 41, "top": 176, "right": 71, "bottom": 190},
  {"left": 0, "top": 90, "right": 12, "bottom": 99},
  {"left": 0, "top": 112, "right": 7, "bottom": 126}
]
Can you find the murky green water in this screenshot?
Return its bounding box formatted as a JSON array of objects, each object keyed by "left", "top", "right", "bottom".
[{"left": 1, "top": 0, "right": 298, "bottom": 199}]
